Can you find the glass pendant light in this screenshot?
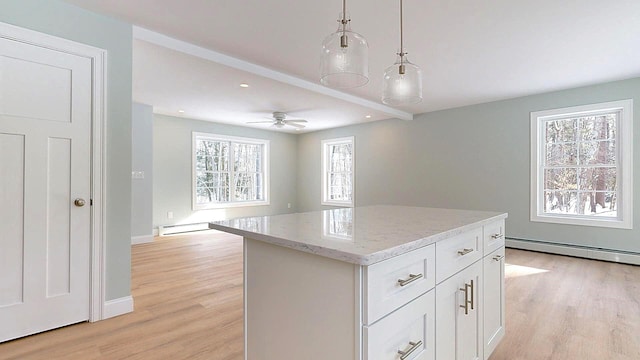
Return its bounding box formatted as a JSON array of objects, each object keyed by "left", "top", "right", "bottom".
[
  {"left": 382, "top": 0, "right": 422, "bottom": 105},
  {"left": 320, "top": 0, "right": 369, "bottom": 88}
]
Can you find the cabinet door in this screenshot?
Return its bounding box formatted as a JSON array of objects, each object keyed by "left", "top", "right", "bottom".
[
  {"left": 483, "top": 247, "right": 505, "bottom": 359},
  {"left": 436, "top": 261, "right": 483, "bottom": 360}
]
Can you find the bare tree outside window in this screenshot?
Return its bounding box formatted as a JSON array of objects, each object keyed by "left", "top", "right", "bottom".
[
  {"left": 322, "top": 137, "right": 354, "bottom": 206},
  {"left": 543, "top": 114, "right": 617, "bottom": 216},
  {"left": 193, "top": 133, "right": 268, "bottom": 208}
]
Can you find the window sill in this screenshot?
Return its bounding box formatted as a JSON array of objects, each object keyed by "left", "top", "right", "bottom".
[
  {"left": 194, "top": 200, "right": 270, "bottom": 210},
  {"left": 530, "top": 213, "right": 632, "bottom": 229},
  {"left": 322, "top": 201, "right": 353, "bottom": 208}
]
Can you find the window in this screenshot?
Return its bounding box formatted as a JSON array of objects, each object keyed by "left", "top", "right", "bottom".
[
  {"left": 530, "top": 100, "right": 633, "bottom": 229},
  {"left": 322, "top": 137, "right": 354, "bottom": 207},
  {"left": 193, "top": 133, "right": 269, "bottom": 209}
]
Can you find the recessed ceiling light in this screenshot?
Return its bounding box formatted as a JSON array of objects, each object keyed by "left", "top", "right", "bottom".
[
  {"left": 178, "top": 109, "right": 185, "bottom": 113},
  {"left": 240, "top": 83, "right": 250, "bottom": 88},
  {"left": 365, "top": 115, "right": 372, "bottom": 119}
]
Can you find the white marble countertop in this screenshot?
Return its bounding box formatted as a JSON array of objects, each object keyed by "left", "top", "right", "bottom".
[{"left": 209, "top": 205, "right": 507, "bottom": 265}]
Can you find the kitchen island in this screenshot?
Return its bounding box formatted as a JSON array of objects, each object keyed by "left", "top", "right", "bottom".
[{"left": 210, "top": 205, "right": 508, "bottom": 360}]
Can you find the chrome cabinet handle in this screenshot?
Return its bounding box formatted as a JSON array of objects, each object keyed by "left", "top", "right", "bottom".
[
  {"left": 74, "top": 198, "right": 86, "bottom": 207},
  {"left": 398, "top": 340, "right": 423, "bottom": 360},
  {"left": 457, "top": 248, "right": 474, "bottom": 256},
  {"left": 493, "top": 254, "right": 504, "bottom": 261},
  {"left": 397, "top": 273, "right": 423, "bottom": 287},
  {"left": 459, "top": 279, "right": 474, "bottom": 315},
  {"left": 470, "top": 279, "right": 475, "bottom": 310},
  {"left": 491, "top": 233, "right": 504, "bottom": 240}
]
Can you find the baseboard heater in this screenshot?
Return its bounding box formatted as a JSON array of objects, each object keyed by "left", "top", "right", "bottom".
[
  {"left": 506, "top": 237, "right": 640, "bottom": 266},
  {"left": 158, "top": 222, "right": 210, "bottom": 236}
]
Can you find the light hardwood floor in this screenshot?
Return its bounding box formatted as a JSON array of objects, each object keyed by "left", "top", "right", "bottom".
[
  {"left": 0, "top": 231, "right": 638, "bottom": 359},
  {"left": 0, "top": 231, "right": 243, "bottom": 360},
  {"left": 490, "top": 247, "right": 640, "bottom": 360}
]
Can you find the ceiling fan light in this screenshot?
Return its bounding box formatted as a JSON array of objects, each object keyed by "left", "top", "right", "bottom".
[
  {"left": 382, "top": 55, "right": 422, "bottom": 105},
  {"left": 320, "top": 12, "right": 369, "bottom": 88}
]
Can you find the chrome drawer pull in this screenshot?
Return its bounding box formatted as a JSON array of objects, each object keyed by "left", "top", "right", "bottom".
[
  {"left": 493, "top": 254, "right": 504, "bottom": 261},
  {"left": 457, "top": 248, "right": 474, "bottom": 256},
  {"left": 397, "top": 340, "right": 423, "bottom": 360},
  {"left": 397, "top": 273, "right": 423, "bottom": 287},
  {"left": 491, "top": 233, "right": 504, "bottom": 240}
]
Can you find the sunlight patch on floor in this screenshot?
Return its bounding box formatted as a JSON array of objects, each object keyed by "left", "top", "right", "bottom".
[{"left": 505, "top": 263, "right": 550, "bottom": 278}]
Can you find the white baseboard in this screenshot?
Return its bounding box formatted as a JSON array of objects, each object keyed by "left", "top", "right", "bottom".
[
  {"left": 506, "top": 238, "right": 640, "bottom": 266},
  {"left": 131, "top": 234, "right": 154, "bottom": 245},
  {"left": 158, "top": 222, "right": 210, "bottom": 236},
  {"left": 103, "top": 296, "right": 134, "bottom": 319}
]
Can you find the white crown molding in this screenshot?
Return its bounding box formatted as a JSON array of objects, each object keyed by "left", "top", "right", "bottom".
[{"left": 133, "top": 26, "right": 413, "bottom": 121}]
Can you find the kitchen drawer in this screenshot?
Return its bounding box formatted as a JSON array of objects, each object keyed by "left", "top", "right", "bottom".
[
  {"left": 363, "top": 244, "right": 435, "bottom": 325},
  {"left": 483, "top": 220, "right": 505, "bottom": 255},
  {"left": 364, "top": 289, "right": 435, "bottom": 360},
  {"left": 435, "top": 228, "right": 482, "bottom": 284}
]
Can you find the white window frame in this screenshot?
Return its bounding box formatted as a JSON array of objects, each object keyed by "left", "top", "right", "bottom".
[
  {"left": 530, "top": 100, "right": 633, "bottom": 229},
  {"left": 192, "top": 132, "right": 269, "bottom": 209},
  {"left": 322, "top": 136, "right": 355, "bottom": 207}
]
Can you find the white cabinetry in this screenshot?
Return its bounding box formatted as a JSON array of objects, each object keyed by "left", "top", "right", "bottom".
[
  {"left": 240, "top": 217, "right": 506, "bottom": 360},
  {"left": 436, "top": 260, "right": 483, "bottom": 360},
  {"left": 363, "top": 243, "right": 437, "bottom": 360},
  {"left": 435, "top": 219, "right": 506, "bottom": 360},
  {"left": 483, "top": 247, "right": 505, "bottom": 359},
  {"left": 364, "top": 290, "right": 435, "bottom": 360}
]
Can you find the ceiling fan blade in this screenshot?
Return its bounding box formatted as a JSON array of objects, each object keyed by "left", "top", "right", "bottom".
[
  {"left": 247, "top": 121, "right": 274, "bottom": 124},
  {"left": 287, "top": 122, "right": 306, "bottom": 129},
  {"left": 285, "top": 119, "right": 308, "bottom": 123}
]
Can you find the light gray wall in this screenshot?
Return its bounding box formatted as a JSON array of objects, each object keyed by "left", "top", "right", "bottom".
[
  {"left": 132, "top": 103, "right": 154, "bottom": 238},
  {"left": 0, "top": 0, "right": 133, "bottom": 300},
  {"left": 153, "top": 114, "right": 298, "bottom": 228},
  {"left": 297, "top": 77, "right": 640, "bottom": 254}
]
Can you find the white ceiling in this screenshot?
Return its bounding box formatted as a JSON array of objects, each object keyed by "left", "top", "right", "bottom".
[{"left": 65, "top": 0, "right": 640, "bottom": 132}]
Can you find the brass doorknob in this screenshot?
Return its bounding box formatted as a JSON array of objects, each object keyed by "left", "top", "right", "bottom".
[{"left": 74, "top": 198, "right": 86, "bottom": 207}]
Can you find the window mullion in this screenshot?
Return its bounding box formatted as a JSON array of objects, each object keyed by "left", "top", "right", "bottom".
[{"left": 229, "top": 141, "right": 235, "bottom": 203}]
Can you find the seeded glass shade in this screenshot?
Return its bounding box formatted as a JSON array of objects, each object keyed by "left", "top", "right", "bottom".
[
  {"left": 320, "top": 17, "right": 369, "bottom": 88},
  {"left": 382, "top": 55, "right": 423, "bottom": 105}
]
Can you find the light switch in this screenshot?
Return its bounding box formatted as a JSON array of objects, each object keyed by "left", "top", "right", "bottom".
[{"left": 131, "top": 171, "right": 145, "bottom": 179}]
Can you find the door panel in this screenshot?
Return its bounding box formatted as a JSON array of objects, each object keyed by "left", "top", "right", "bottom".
[
  {"left": 0, "top": 40, "right": 72, "bottom": 122},
  {"left": 0, "top": 133, "right": 25, "bottom": 307},
  {"left": 47, "top": 138, "right": 72, "bottom": 297},
  {"left": 0, "top": 34, "right": 92, "bottom": 342}
]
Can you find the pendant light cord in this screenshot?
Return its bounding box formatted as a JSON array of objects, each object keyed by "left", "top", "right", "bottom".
[
  {"left": 400, "top": 0, "right": 404, "bottom": 57},
  {"left": 398, "top": 0, "right": 406, "bottom": 74},
  {"left": 343, "top": 0, "right": 347, "bottom": 25},
  {"left": 340, "top": 0, "right": 348, "bottom": 47}
]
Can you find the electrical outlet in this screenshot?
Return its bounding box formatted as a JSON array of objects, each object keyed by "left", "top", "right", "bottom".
[
  {"left": 287, "top": 203, "right": 291, "bottom": 209},
  {"left": 167, "top": 211, "right": 173, "bottom": 219}
]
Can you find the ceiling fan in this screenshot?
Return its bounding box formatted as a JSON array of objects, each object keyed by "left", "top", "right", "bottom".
[{"left": 247, "top": 111, "right": 308, "bottom": 129}]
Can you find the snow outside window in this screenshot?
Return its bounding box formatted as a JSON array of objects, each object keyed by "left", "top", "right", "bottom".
[
  {"left": 322, "top": 137, "right": 354, "bottom": 207},
  {"left": 530, "top": 100, "right": 633, "bottom": 229},
  {"left": 193, "top": 133, "right": 269, "bottom": 209}
]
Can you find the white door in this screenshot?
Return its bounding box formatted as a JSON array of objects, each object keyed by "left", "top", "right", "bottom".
[{"left": 0, "top": 34, "right": 92, "bottom": 342}]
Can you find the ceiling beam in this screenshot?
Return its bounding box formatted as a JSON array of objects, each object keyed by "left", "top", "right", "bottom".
[{"left": 133, "top": 26, "right": 414, "bottom": 121}]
